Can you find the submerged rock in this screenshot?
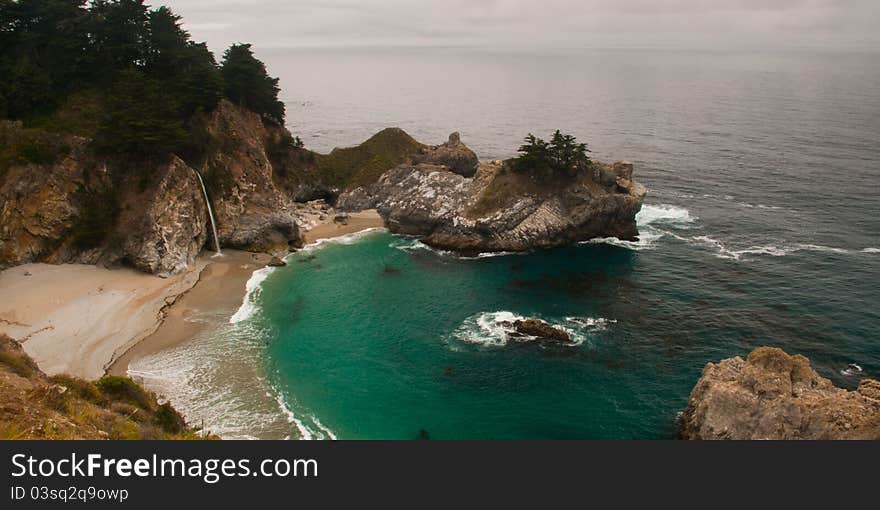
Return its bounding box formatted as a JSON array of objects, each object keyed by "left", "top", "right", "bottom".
[
  {"left": 680, "top": 347, "right": 880, "bottom": 440},
  {"left": 513, "top": 319, "right": 573, "bottom": 344}
]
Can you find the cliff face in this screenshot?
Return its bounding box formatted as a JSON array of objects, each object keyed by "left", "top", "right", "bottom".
[
  {"left": 0, "top": 142, "right": 208, "bottom": 277},
  {"left": 680, "top": 347, "right": 880, "bottom": 440},
  {"left": 338, "top": 143, "right": 646, "bottom": 254},
  {"left": 0, "top": 101, "right": 303, "bottom": 276},
  {"left": 198, "top": 101, "right": 302, "bottom": 253}
]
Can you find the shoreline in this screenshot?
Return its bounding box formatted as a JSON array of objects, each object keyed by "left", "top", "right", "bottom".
[
  {"left": 0, "top": 209, "right": 384, "bottom": 382},
  {"left": 111, "top": 209, "right": 385, "bottom": 377}
]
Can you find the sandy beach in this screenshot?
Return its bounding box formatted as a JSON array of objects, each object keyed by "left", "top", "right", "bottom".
[
  {"left": 0, "top": 207, "right": 384, "bottom": 381},
  {"left": 0, "top": 261, "right": 205, "bottom": 380},
  {"left": 301, "top": 209, "right": 385, "bottom": 244}
]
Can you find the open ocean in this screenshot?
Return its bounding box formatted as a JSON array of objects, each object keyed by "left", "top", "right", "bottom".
[{"left": 129, "top": 48, "right": 880, "bottom": 439}]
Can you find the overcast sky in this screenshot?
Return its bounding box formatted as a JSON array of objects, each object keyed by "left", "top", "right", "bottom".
[{"left": 165, "top": 0, "right": 880, "bottom": 52}]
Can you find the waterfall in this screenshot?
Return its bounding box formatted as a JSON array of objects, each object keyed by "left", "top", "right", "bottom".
[{"left": 194, "top": 170, "right": 222, "bottom": 255}]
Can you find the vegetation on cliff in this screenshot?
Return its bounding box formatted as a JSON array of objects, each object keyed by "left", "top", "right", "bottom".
[
  {"left": 315, "top": 128, "right": 426, "bottom": 188},
  {"left": 0, "top": 334, "right": 210, "bottom": 440},
  {"left": 0, "top": 0, "right": 283, "bottom": 158}
]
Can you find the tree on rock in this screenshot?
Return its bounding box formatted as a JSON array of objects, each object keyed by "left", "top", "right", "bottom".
[
  {"left": 221, "top": 43, "right": 285, "bottom": 124},
  {"left": 513, "top": 130, "right": 591, "bottom": 176}
]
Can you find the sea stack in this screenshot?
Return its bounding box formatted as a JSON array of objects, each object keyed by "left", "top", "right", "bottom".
[{"left": 337, "top": 134, "right": 646, "bottom": 255}]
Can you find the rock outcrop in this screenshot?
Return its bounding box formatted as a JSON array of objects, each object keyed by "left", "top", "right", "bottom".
[
  {"left": 119, "top": 157, "right": 209, "bottom": 276},
  {"left": 0, "top": 144, "right": 208, "bottom": 277},
  {"left": 198, "top": 101, "right": 302, "bottom": 253},
  {"left": 412, "top": 132, "right": 479, "bottom": 177},
  {"left": 512, "top": 319, "right": 573, "bottom": 345},
  {"left": 337, "top": 147, "right": 646, "bottom": 254},
  {"left": 0, "top": 101, "right": 303, "bottom": 276},
  {"left": 680, "top": 347, "right": 880, "bottom": 440}
]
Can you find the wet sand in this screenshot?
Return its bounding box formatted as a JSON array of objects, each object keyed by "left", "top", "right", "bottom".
[{"left": 108, "top": 250, "right": 272, "bottom": 376}]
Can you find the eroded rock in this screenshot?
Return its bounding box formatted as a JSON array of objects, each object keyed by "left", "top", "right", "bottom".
[
  {"left": 338, "top": 155, "right": 646, "bottom": 254},
  {"left": 679, "top": 347, "right": 880, "bottom": 440}
]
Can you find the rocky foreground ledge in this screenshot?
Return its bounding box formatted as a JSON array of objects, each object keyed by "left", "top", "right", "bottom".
[
  {"left": 338, "top": 135, "right": 646, "bottom": 254},
  {"left": 680, "top": 347, "right": 880, "bottom": 440}
]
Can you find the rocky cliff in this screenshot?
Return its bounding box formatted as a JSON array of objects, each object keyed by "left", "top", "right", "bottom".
[
  {"left": 197, "top": 101, "right": 302, "bottom": 253},
  {"left": 0, "top": 101, "right": 304, "bottom": 276},
  {"left": 0, "top": 138, "right": 208, "bottom": 276},
  {"left": 337, "top": 143, "right": 646, "bottom": 254},
  {"left": 680, "top": 347, "right": 880, "bottom": 440}
]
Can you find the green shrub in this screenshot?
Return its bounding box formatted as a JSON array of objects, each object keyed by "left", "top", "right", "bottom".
[
  {"left": 50, "top": 375, "right": 104, "bottom": 404},
  {"left": 95, "top": 376, "right": 152, "bottom": 410},
  {"left": 0, "top": 352, "right": 34, "bottom": 378},
  {"left": 154, "top": 403, "right": 186, "bottom": 434}
]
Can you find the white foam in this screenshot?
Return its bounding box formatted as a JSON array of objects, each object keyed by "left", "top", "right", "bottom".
[
  {"left": 453, "top": 311, "right": 526, "bottom": 347},
  {"left": 840, "top": 364, "right": 864, "bottom": 377},
  {"left": 636, "top": 204, "right": 695, "bottom": 227},
  {"left": 565, "top": 317, "right": 618, "bottom": 331},
  {"left": 584, "top": 229, "right": 666, "bottom": 251},
  {"left": 271, "top": 390, "right": 337, "bottom": 440},
  {"left": 127, "top": 324, "right": 295, "bottom": 440},
  {"left": 795, "top": 244, "right": 850, "bottom": 254},
  {"left": 689, "top": 237, "right": 856, "bottom": 261},
  {"left": 861, "top": 248, "right": 880, "bottom": 254},
  {"left": 392, "top": 237, "right": 523, "bottom": 260},
  {"left": 229, "top": 266, "right": 274, "bottom": 324},
  {"left": 582, "top": 204, "right": 694, "bottom": 251},
  {"left": 451, "top": 312, "right": 611, "bottom": 348},
  {"left": 229, "top": 228, "right": 385, "bottom": 325},
  {"left": 301, "top": 227, "right": 385, "bottom": 252}
]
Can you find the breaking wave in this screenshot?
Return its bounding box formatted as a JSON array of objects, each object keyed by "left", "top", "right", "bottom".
[
  {"left": 636, "top": 204, "right": 696, "bottom": 227},
  {"left": 585, "top": 203, "right": 695, "bottom": 250},
  {"left": 229, "top": 267, "right": 275, "bottom": 324},
  {"left": 689, "top": 237, "right": 860, "bottom": 261},
  {"left": 128, "top": 322, "right": 298, "bottom": 440},
  {"left": 391, "top": 237, "right": 524, "bottom": 259}
]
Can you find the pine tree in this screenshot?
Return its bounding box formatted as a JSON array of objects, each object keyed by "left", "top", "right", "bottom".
[
  {"left": 221, "top": 43, "right": 285, "bottom": 123},
  {"left": 513, "top": 131, "right": 591, "bottom": 177},
  {"left": 93, "top": 68, "right": 186, "bottom": 157}
]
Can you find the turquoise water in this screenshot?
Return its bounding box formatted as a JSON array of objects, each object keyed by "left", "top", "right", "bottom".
[
  {"left": 251, "top": 216, "right": 878, "bottom": 439},
  {"left": 130, "top": 49, "right": 879, "bottom": 439}
]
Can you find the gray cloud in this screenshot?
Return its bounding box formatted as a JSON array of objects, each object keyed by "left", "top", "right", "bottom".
[{"left": 163, "top": 0, "right": 880, "bottom": 52}]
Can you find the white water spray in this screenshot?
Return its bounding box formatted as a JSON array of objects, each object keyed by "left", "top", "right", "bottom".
[{"left": 194, "top": 169, "right": 222, "bottom": 255}]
